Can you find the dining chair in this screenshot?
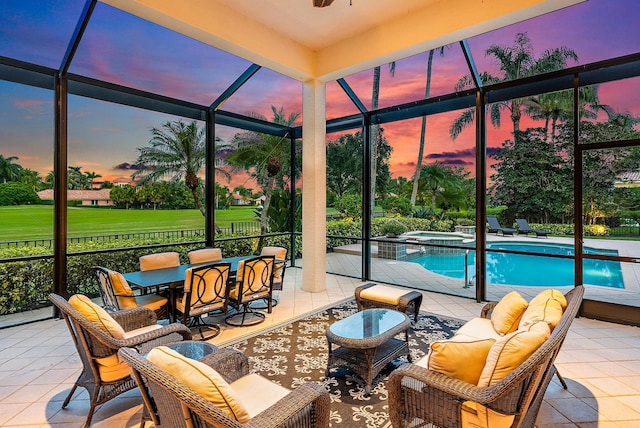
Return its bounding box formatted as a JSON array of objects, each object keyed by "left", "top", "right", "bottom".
[
  {"left": 187, "top": 247, "right": 223, "bottom": 264},
  {"left": 175, "top": 262, "right": 231, "bottom": 339},
  {"left": 225, "top": 255, "right": 275, "bottom": 326},
  {"left": 139, "top": 251, "right": 181, "bottom": 271},
  {"left": 93, "top": 266, "right": 169, "bottom": 320},
  {"left": 48, "top": 293, "right": 191, "bottom": 428},
  {"left": 251, "top": 246, "right": 288, "bottom": 309}
]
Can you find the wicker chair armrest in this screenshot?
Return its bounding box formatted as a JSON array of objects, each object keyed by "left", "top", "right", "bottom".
[
  {"left": 479, "top": 301, "right": 498, "bottom": 319},
  {"left": 113, "top": 323, "right": 192, "bottom": 351},
  {"left": 243, "top": 382, "right": 330, "bottom": 428},
  {"left": 111, "top": 306, "right": 157, "bottom": 330},
  {"left": 199, "top": 348, "right": 250, "bottom": 383},
  {"left": 389, "top": 363, "right": 526, "bottom": 411}
]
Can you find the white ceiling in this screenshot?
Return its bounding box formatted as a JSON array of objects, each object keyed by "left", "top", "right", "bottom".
[
  {"left": 105, "top": 0, "right": 585, "bottom": 82},
  {"left": 214, "top": 0, "right": 440, "bottom": 51}
]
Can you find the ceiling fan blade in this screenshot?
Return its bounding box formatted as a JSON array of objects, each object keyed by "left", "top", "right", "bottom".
[{"left": 313, "top": 0, "right": 335, "bottom": 7}]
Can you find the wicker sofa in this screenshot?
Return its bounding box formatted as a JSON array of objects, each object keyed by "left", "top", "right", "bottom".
[{"left": 388, "top": 285, "right": 584, "bottom": 428}]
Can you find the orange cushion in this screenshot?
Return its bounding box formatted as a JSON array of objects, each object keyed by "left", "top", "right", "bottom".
[
  {"left": 478, "top": 322, "right": 550, "bottom": 387},
  {"left": 140, "top": 252, "right": 180, "bottom": 271},
  {"left": 519, "top": 289, "right": 567, "bottom": 331},
  {"left": 68, "top": 294, "right": 126, "bottom": 339},
  {"left": 427, "top": 337, "right": 496, "bottom": 385},
  {"left": 490, "top": 291, "right": 528, "bottom": 335},
  {"left": 148, "top": 346, "right": 250, "bottom": 423}
]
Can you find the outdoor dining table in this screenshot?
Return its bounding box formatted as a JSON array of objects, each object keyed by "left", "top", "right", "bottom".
[{"left": 122, "top": 255, "right": 250, "bottom": 322}]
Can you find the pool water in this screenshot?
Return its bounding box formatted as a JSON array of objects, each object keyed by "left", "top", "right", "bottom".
[{"left": 410, "top": 242, "right": 624, "bottom": 288}]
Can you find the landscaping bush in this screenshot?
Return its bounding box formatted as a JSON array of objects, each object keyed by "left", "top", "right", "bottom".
[
  {"left": 333, "top": 194, "right": 362, "bottom": 219},
  {"left": 0, "top": 182, "right": 40, "bottom": 206},
  {"left": 380, "top": 196, "right": 413, "bottom": 217}
]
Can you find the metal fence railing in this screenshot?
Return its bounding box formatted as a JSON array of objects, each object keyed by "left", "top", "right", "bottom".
[{"left": 0, "top": 221, "right": 264, "bottom": 248}]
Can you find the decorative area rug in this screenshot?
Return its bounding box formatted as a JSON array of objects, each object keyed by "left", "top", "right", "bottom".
[{"left": 228, "top": 299, "right": 465, "bottom": 428}]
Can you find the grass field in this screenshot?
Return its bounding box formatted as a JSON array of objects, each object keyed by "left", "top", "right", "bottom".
[{"left": 0, "top": 205, "right": 257, "bottom": 241}]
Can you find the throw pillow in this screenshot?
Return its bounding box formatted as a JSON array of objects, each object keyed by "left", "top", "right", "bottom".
[
  {"left": 490, "top": 291, "right": 529, "bottom": 335},
  {"left": 519, "top": 289, "right": 567, "bottom": 331},
  {"left": 478, "top": 321, "right": 550, "bottom": 387},
  {"left": 68, "top": 294, "right": 126, "bottom": 339},
  {"left": 427, "top": 337, "right": 496, "bottom": 385},
  {"left": 147, "top": 346, "right": 250, "bottom": 423}
]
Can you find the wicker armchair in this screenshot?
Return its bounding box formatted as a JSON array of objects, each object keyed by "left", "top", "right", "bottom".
[
  {"left": 388, "top": 285, "right": 584, "bottom": 428},
  {"left": 49, "top": 293, "right": 192, "bottom": 428},
  {"left": 118, "top": 346, "right": 331, "bottom": 428}
]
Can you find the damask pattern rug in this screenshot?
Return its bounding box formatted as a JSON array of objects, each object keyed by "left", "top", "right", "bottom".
[{"left": 228, "top": 299, "right": 465, "bottom": 428}]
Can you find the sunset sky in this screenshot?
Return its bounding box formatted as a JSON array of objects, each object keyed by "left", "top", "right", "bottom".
[{"left": 1, "top": 0, "right": 639, "bottom": 190}]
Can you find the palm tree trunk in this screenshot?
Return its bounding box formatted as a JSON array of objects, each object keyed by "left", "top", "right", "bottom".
[
  {"left": 411, "top": 49, "right": 435, "bottom": 206},
  {"left": 371, "top": 66, "right": 381, "bottom": 217},
  {"left": 260, "top": 176, "right": 275, "bottom": 234}
]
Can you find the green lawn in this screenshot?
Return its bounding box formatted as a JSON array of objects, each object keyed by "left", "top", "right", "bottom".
[{"left": 0, "top": 205, "right": 257, "bottom": 241}]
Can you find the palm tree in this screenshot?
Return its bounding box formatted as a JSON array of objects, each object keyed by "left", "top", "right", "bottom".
[
  {"left": 133, "top": 120, "right": 208, "bottom": 215},
  {"left": 450, "top": 33, "right": 578, "bottom": 140},
  {"left": 411, "top": 47, "right": 446, "bottom": 206},
  {"left": 0, "top": 155, "right": 22, "bottom": 183},
  {"left": 84, "top": 171, "right": 102, "bottom": 189},
  {"left": 524, "top": 86, "right": 600, "bottom": 141},
  {"left": 226, "top": 106, "right": 300, "bottom": 234},
  {"left": 20, "top": 168, "right": 42, "bottom": 191},
  {"left": 371, "top": 62, "right": 395, "bottom": 214},
  {"left": 67, "top": 166, "right": 87, "bottom": 189}
]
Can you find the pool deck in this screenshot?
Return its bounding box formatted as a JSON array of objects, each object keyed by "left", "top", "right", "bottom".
[{"left": 331, "top": 233, "right": 640, "bottom": 308}]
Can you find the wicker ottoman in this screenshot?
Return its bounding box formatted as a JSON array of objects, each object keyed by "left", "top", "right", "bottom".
[{"left": 355, "top": 283, "right": 423, "bottom": 323}]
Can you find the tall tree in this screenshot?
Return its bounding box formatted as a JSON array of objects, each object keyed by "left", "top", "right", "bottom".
[
  {"left": 67, "top": 166, "right": 87, "bottom": 189},
  {"left": 371, "top": 62, "right": 395, "bottom": 214},
  {"left": 450, "top": 32, "right": 578, "bottom": 140},
  {"left": 489, "top": 128, "right": 572, "bottom": 223},
  {"left": 226, "top": 106, "right": 301, "bottom": 234},
  {"left": 133, "top": 120, "right": 216, "bottom": 217},
  {"left": 20, "top": 168, "right": 42, "bottom": 191},
  {"left": 326, "top": 132, "right": 363, "bottom": 197},
  {"left": 84, "top": 171, "right": 102, "bottom": 189},
  {"left": 0, "top": 155, "right": 22, "bottom": 183},
  {"left": 411, "top": 47, "right": 446, "bottom": 206}
]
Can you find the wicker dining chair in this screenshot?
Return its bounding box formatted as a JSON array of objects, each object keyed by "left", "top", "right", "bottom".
[
  {"left": 93, "top": 266, "right": 169, "bottom": 319},
  {"left": 48, "top": 293, "right": 191, "bottom": 428},
  {"left": 175, "top": 262, "right": 231, "bottom": 339},
  {"left": 118, "top": 345, "right": 331, "bottom": 428},
  {"left": 225, "top": 255, "right": 275, "bottom": 326}
]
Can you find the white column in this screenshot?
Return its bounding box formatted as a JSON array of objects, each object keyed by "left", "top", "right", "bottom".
[{"left": 301, "top": 79, "right": 326, "bottom": 292}]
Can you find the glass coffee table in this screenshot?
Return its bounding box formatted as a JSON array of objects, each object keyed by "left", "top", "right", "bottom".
[{"left": 325, "top": 308, "right": 411, "bottom": 394}]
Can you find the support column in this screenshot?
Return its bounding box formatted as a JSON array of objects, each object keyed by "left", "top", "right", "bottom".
[{"left": 302, "top": 80, "right": 326, "bottom": 292}]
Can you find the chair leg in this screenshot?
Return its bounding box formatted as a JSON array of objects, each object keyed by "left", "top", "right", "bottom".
[
  {"left": 225, "top": 303, "right": 266, "bottom": 326},
  {"left": 555, "top": 366, "right": 568, "bottom": 389},
  {"left": 61, "top": 384, "right": 78, "bottom": 408},
  {"left": 188, "top": 316, "right": 221, "bottom": 340}
]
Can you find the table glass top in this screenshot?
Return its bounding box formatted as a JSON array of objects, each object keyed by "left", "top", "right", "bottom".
[
  {"left": 329, "top": 309, "right": 406, "bottom": 340},
  {"left": 166, "top": 341, "right": 217, "bottom": 360}
]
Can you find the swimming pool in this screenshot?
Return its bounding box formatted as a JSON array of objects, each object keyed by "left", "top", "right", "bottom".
[{"left": 410, "top": 241, "right": 624, "bottom": 288}]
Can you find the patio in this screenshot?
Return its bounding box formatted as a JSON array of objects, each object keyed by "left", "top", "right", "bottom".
[{"left": 0, "top": 269, "right": 639, "bottom": 427}]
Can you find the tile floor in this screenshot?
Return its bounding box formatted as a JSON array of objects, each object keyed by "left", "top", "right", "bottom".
[{"left": 0, "top": 268, "right": 639, "bottom": 427}]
